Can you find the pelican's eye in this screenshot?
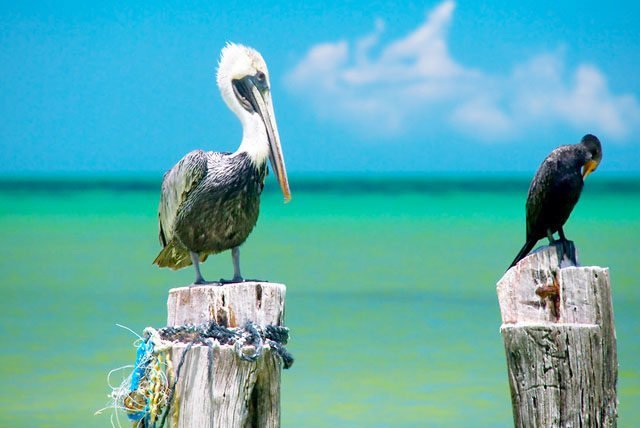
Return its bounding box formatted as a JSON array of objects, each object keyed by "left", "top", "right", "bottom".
[{"left": 253, "top": 71, "right": 268, "bottom": 92}]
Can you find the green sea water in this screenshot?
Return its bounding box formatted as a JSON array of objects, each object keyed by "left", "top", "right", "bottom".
[{"left": 0, "top": 176, "right": 638, "bottom": 427}]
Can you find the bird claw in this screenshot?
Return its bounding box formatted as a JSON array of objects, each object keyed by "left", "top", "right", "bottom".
[
  {"left": 218, "top": 277, "right": 245, "bottom": 284},
  {"left": 191, "top": 279, "right": 224, "bottom": 287},
  {"left": 216, "top": 277, "right": 269, "bottom": 284},
  {"left": 552, "top": 239, "right": 578, "bottom": 268}
]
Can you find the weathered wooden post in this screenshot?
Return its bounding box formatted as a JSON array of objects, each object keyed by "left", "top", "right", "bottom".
[
  {"left": 497, "top": 245, "right": 618, "bottom": 427},
  {"left": 166, "top": 281, "right": 287, "bottom": 427}
]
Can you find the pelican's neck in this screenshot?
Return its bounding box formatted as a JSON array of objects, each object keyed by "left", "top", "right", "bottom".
[
  {"left": 219, "top": 79, "right": 269, "bottom": 167},
  {"left": 234, "top": 112, "right": 269, "bottom": 166}
]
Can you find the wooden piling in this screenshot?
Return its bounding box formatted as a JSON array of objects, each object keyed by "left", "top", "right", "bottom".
[
  {"left": 497, "top": 246, "right": 617, "bottom": 427},
  {"left": 166, "top": 282, "right": 286, "bottom": 427}
]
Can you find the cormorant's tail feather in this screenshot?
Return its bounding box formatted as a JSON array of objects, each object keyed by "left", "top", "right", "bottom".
[
  {"left": 153, "top": 242, "right": 192, "bottom": 270},
  {"left": 508, "top": 239, "right": 537, "bottom": 271}
]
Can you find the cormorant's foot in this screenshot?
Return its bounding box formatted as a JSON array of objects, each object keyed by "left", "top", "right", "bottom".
[{"left": 551, "top": 239, "right": 578, "bottom": 268}]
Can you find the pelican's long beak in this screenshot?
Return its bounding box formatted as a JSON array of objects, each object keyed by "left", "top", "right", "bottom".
[
  {"left": 582, "top": 159, "right": 598, "bottom": 180},
  {"left": 242, "top": 80, "right": 291, "bottom": 202}
]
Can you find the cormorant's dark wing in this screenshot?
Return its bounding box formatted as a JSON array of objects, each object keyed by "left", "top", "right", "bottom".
[
  {"left": 509, "top": 144, "right": 585, "bottom": 270},
  {"left": 525, "top": 156, "right": 555, "bottom": 239},
  {"left": 525, "top": 145, "right": 581, "bottom": 240},
  {"left": 158, "top": 150, "right": 208, "bottom": 247}
]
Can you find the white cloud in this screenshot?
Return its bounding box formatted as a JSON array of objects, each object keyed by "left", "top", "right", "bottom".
[{"left": 286, "top": 0, "right": 640, "bottom": 141}]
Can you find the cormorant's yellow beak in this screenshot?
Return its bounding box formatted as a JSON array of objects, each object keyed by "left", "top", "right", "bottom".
[{"left": 582, "top": 159, "right": 598, "bottom": 180}]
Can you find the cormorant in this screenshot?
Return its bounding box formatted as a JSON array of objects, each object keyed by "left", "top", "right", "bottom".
[
  {"left": 153, "top": 43, "right": 291, "bottom": 284},
  {"left": 508, "top": 134, "right": 602, "bottom": 269}
]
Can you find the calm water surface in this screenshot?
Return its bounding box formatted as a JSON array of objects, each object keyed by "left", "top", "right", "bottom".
[{"left": 0, "top": 177, "right": 638, "bottom": 427}]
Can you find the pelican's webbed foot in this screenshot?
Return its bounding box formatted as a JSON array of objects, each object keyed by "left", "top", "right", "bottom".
[
  {"left": 192, "top": 278, "right": 223, "bottom": 287},
  {"left": 190, "top": 251, "right": 224, "bottom": 286},
  {"left": 218, "top": 276, "right": 245, "bottom": 284},
  {"left": 217, "top": 277, "right": 269, "bottom": 284}
]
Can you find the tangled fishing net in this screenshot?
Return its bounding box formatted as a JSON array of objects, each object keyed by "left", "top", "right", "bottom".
[{"left": 96, "top": 321, "right": 293, "bottom": 428}]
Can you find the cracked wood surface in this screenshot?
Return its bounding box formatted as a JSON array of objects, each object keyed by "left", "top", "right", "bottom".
[
  {"left": 166, "top": 282, "right": 286, "bottom": 428},
  {"left": 167, "top": 282, "right": 286, "bottom": 327},
  {"left": 497, "top": 246, "right": 617, "bottom": 427}
]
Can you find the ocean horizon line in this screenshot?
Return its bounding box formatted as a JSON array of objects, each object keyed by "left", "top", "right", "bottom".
[{"left": 1, "top": 174, "right": 639, "bottom": 195}]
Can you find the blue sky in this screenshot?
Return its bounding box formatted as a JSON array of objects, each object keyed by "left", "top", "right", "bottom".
[{"left": 1, "top": 0, "right": 639, "bottom": 174}]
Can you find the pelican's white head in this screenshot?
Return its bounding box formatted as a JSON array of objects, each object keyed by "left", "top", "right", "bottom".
[
  {"left": 217, "top": 43, "right": 269, "bottom": 115},
  {"left": 216, "top": 43, "right": 290, "bottom": 202}
]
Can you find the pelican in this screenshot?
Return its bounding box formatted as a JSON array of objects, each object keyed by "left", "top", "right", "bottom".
[
  {"left": 508, "top": 134, "right": 602, "bottom": 269},
  {"left": 153, "top": 43, "right": 291, "bottom": 284}
]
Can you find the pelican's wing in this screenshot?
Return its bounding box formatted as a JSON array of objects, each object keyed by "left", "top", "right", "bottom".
[{"left": 158, "top": 150, "right": 209, "bottom": 246}]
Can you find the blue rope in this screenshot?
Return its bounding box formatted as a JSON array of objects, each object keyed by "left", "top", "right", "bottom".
[
  {"left": 128, "top": 338, "right": 153, "bottom": 422},
  {"left": 121, "top": 321, "right": 293, "bottom": 425}
]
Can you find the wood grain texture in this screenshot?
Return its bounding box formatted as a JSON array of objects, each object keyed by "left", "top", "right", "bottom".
[
  {"left": 497, "top": 246, "right": 617, "bottom": 427},
  {"left": 167, "top": 282, "right": 286, "bottom": 327},
  {"left": 166, "top": 282, "right": 286, "bottom": 428},
  {"left": 169, "top": 344, "right": 281, "bottom": 428}
]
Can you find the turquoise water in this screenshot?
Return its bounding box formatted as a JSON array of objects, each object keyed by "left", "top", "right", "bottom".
[{"left": 0, "top": 177, "right": 638, "bottom": 426}]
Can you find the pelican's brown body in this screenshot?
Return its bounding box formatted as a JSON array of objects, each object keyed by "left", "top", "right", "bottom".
[{"left": 154, "top": 150, "right": 267, "bottom": 269}]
